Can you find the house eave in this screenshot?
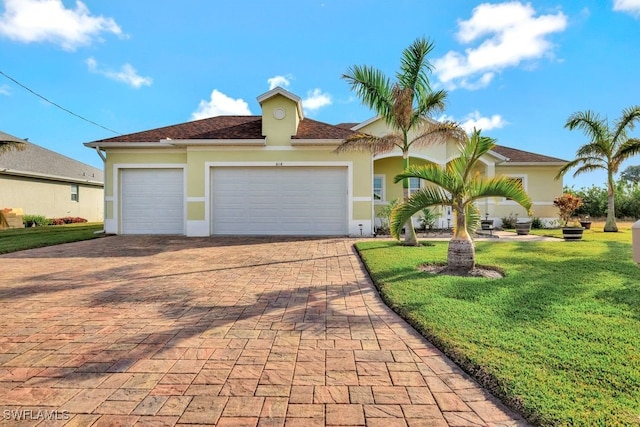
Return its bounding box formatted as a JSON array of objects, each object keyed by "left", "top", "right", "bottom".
[
  {"left": 499, "top": 161, "right": 568, "bottom": 166},
  {"left": 290, "top": 139, "right": 343, "bottom": 146},
  {"left": 0, "top": 168, "right": 104, "bottom": 186},
  {"left": 84, "top": 141, "right": 171, "bottom": 148},
  {"left": 167, "top": 139, "right": 267, "bottom": 146}
]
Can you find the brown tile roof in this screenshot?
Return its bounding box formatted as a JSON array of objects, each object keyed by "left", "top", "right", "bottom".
[
  {"left": 493, "top": 145, "right": 566, "bottom": 163},
  {"left": 335, "top": 122, "right": 358, "bottom": 130},
  {"left": 92, "top": 116, "right": 354, "bottom": 143}
]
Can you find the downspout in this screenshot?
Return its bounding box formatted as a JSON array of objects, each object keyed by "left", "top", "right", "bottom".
[{"left": 94, "top": 146, "right": 106, "bottom": 234}]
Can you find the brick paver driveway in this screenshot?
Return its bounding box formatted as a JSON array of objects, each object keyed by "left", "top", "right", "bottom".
[{"left": 1, "top": 236, "right": 527, "bottom": 426}]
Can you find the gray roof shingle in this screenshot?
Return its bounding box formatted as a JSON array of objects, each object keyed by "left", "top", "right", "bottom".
[{"left": 0, "top": 131, "right": 103, "bottom": 185}]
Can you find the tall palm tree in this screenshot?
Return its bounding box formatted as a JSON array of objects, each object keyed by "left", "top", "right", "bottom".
[
  {"left": 557, "top": 106, "right": 640, "bottom": 232},
  {"left": 390, "top": 130, "right": 532, "bottom": 274},
  {"left": 336, "top": 37, "right": 465, "bottom": 246}
]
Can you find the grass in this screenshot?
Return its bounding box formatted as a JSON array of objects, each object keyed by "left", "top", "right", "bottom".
[
  {"left": 356, "top": 222, "right": 640, "bottom": 426},
  {"left": 0, "top": 223, "right": 105, "bottom": 254}
]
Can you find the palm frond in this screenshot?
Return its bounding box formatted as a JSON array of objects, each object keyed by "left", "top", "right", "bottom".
[
  {"left": 469, "top": 177, "right": 532, "bottom": 212},
  {"left": 575, "top": 141, "right": 610, "bottom": 158},
  {"left": 390, "top": 186, "right": 449, "bottom": 239},
  {"left": 412, "top": 89, "right": 447, "bottom": 123},
  {"left": 342, "top": 65, "right": 392, "bottom": 118},
  {"left": 612, "top": 105, "right": 640, "bottom": 143},
  {"left": 555, "top": 156, "right": 607, "bottom": 179},
  {"left": 465, "top": 203, "right": 481, "bottom": 235},
  {"left": 0, "top": 141, "right": 27, "bottom": 154},
  {"left": 565, "top": 110, "right": 609, "bottom": 143},
  {"left": 397, "top": 37, "right": 434, "bottom": 95},
  {"left": 616, "top": 138, "right": 640, "bottom": 162},
  {"left": 394, "top": 164, "right": 455, "bottom": 191},
  {"left": 334, "top": 133, "right": 400, "bottom": 154},
  {"left": 409, "top": 120, "right": 466, "bottom": 149}
]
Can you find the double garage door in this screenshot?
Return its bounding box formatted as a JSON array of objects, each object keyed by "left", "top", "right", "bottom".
[
  {"left": 211, "top": 167, "right": 348, "bottom": 235},
  {"left": 119, "top": 166, "right": 348, "bottom": 235}
]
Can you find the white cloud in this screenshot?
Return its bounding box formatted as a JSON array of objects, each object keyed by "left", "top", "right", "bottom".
[
  {"left": 613, "top": 0, "right": 640, "bottom": 17},
  {"left": 267, "top": 75, "right": 292, "bottom": 90},
  {"left": 87, "top": 57, "right": 152, "bottom": 88},
  {"left": 302, "top": 88, "right": 332, "bottom": 113},
  {"left": 439, "top": 111, "right": 508, "bottom": 133},
  {"left": 434, "top": 2, "right": 567, "bottom": 90},
  {"left": 0, "top": 0, "right": 122, "bottom": 51},
  {"left": 191, "top": 89, "right": 251, "bottom": 120},
  {"left": 0, "top": 85, "right": 10, "bottom": 96}
]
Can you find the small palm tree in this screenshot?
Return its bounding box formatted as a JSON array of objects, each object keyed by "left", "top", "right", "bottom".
[
  {"left": 390, "top": 130, "right": 532, "bottom": 274},
  {"left": 336, "top": 37, "right": 465, "bottom": 246},
  {"left": 557, "top": 106, "right": 640, "bottom": 232}
]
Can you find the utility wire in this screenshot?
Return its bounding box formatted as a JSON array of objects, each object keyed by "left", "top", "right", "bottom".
[{"left": 0, "top": 69, "right": 120, "bottom": 135}]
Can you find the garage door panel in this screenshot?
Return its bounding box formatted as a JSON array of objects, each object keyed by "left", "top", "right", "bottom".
[
  {"left": 211, "top": 167, "right": 347, "bottom": 235},
  {"left": 121, "top": 169, "right": 184, "bottom": 235}
]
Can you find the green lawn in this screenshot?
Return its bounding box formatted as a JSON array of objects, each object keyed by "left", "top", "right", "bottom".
[
  {"left": 356, "top": 226, "right": 640, "bottom": 426},
  {"left": 0, "top": 223, "right": 105, "bottom": 254}
]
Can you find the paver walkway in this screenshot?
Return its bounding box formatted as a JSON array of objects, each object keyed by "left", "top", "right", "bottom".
[{"left": 0, "top": 236, "right": 528, "bottom": 426}]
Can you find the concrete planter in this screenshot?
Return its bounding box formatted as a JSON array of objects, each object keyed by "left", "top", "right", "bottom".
[{"left": 515, "top": 222, "right": 532, "bottom": 235}]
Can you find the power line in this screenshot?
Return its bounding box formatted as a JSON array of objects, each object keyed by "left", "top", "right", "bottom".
[{"left": 0, "top": 69, "right": 120, "bottom": 135}]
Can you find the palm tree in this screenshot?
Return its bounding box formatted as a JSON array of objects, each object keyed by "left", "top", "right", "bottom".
[
  {"left": 390, "top": 130, "right": 532, "bottom": 274},
  {"left": 557, "top": 106, "right": 640, "bottom": 232},
  {"left": 336, "top": 37, "right": 465, "bottom": 246}
]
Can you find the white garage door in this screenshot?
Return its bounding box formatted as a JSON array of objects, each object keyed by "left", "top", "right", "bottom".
[
  {"left": 120, "top": 168, "right": 184, "bottom": 234},
  {"left": 211, "top": 167, "right": 348, "bottom": 235}
]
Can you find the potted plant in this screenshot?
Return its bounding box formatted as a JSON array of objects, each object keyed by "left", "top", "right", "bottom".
[
  {"left": 580, "top": 215, "right": 592, "bottom": 229},
  {"left": 553, "top": 193, "right": 585, "bottom": 240},
  {"left": 514, "top": 219, "right": 532, "bottom": 235}
]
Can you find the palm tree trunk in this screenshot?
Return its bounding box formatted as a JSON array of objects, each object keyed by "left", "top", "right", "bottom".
[
  {"left": 402, "top": 152, "right": 419, "bottom": 246},
  {"left": 446, "top": 207, "right": 475, "bottom": 272},
  {"left": 605, "top": 174, "right": 618, "bottom": 232}
]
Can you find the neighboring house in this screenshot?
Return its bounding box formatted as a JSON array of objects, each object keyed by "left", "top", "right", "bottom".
[
  {"left": 0, "top": 131, "right": 104, "bottom": 222},
  {"left": 85, "top": 87, "right": 565, "bottom": 236}
]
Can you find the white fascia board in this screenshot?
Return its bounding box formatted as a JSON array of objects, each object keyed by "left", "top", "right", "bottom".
[
  {"left": 167, "top": 139, "right": 266, "bottom": 146},
  {"left": 0, "top": 169, "right": 104, "bottom": 186},
  {"left": 290, "top": 139, "right": 343, "bottom": 146},
  {"left": 352, "top": 116, "right": 381, "bottom": 131},
  {"left": 486, "top": 150, "right": 510, "bottom": 162},
  {"left": 500, "top": 162, "right": 568, "bottom": 166},
  {"left": 84, "top": 141, "right": 171, "bottom": 148}
]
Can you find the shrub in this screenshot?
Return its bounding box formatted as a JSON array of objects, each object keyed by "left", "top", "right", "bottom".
[
  {"left": 500, "top": 213, "right": 518, "bottom": 229},
  {"left": 420, "top": 208, "right": 437, "bottom": 230},
  {"left": 376, "top": 199, "right": 400, "bottom": 234},
  {"left": 23, "top": 214, "right": 48, "bottom": 227},
  {"left": 48, "top": 216, "right": 88, "bottom": 225},
  {"left": 531, "top": 217, "right": 544, "bottom": 229},
  {"left": 553, "top": 194, "right": 583, "bottom": 226}
]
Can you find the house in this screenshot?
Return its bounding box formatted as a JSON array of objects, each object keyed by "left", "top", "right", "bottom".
[
  {"left": 85, "top": 87, "right": 565, "bottom": 236},
  {"left": 0, "top": 131, "right": 104, "bottom": 223}
]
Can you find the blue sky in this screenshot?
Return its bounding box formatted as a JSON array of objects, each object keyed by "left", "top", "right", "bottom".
[{"left": 1, "top": 0, "right": 639, "bottom": 189}]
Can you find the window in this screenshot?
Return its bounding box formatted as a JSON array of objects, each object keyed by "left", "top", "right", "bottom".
[
  {"left": 409, "top": 177, "right": 421, "bottom": 196},
  {"left": 373, "top": 175, "right": 384, "bottom": 201},
  {"left": 71, "top": 184, "right": 79, "bottom": 202}
]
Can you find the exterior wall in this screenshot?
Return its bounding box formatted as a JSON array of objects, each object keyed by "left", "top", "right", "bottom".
[
  {"left": 490, "top": 165, "right": 564, "bottom": 224},
  {"left": 0, "top": 175, "right": 103, "bottom": 222},
  {"left": 261, "top": 95, "right": 299, "bottom": 145},
  {"left": 103, "top": 146, "right": 372, "bottom": 236}
]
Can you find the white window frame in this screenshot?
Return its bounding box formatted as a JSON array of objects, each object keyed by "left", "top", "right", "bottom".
[
  {"left": 502, "top": 175, "right": 527, "bottom": 204},
  {"left": 373, "top": 175, "right": 385, "bottom": 203},
  {"left": 71, "top": 184, "right": 79, "bottom": 202},
  {"left": 409, "top": 177, "right": 422, "bottom": 196}
]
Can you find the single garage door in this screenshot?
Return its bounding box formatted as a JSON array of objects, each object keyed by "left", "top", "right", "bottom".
[
  {"left": 211, "top": 167, "right": 348, "bottom": 235},
  {"left": 120, "top": 168, "right": 184, "bottom": 234}
]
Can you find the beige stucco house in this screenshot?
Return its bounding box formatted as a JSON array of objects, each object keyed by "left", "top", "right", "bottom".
[
  {"left": 1, "top": 131, "right": 104, "bottom": 223},
  {"left": 85, "top": 87, "right": 565, "bottom": 236}
]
